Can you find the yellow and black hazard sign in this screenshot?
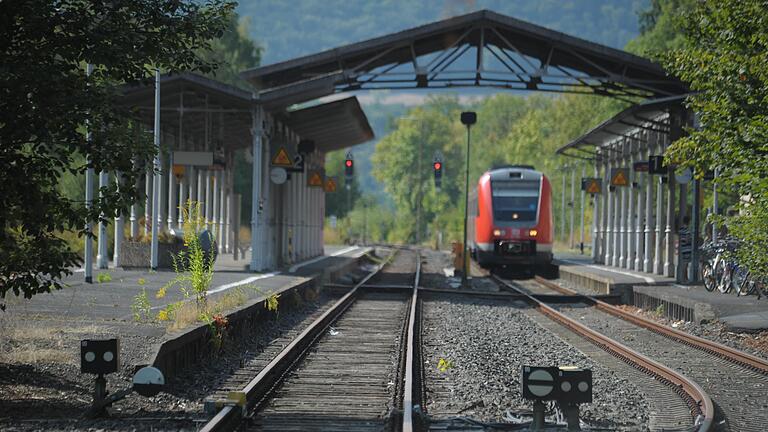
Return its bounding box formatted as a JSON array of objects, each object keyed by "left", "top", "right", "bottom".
[
  {"left": 324, "top": 176, "right": 338, "bottom": 193},
  {"left": 610, "top": 168, "right": 630, "bottom": 187},
  {"left": 581, "top": 178, "right": 602, "bottom": 194},
  {"left": 308, "top": 171, "right": 324, "bottom": 187},
  {"left": 172, "top": 164, "right": 185, "bottom": 180},
  {"left": 271, "top": 147, "right": 293, "bottom": 167}
]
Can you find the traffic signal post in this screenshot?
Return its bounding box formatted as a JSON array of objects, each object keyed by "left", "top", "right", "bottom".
[{"left": 460, "top": 111, "right": 476, "bottom": 287}]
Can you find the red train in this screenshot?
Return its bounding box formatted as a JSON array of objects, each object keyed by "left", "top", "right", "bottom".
[{"left": 469, "top": 165, "right": 554, "bottom": 271}]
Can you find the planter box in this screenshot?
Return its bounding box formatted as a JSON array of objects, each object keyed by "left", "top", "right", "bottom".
[{"left": 120, "top": 240, "right": 184, "bottom": 269}]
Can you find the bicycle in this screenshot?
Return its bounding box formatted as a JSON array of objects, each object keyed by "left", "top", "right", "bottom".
[
  {"left": 739, "top": 271, "right": 768, "bottom": 299},
  {"left": 700, "top": 238, "right": 746, "bottom": 294}
]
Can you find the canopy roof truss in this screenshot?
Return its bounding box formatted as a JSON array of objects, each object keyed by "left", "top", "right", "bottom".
[{"left": 244, "top": 10, "right": 688, "bottom": 109}]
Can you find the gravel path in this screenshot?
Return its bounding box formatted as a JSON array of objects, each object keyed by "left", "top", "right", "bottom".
[
  {"left": 559, "top": 305, "right": 768, "bottom": 432},
  {"left": 553, "top": 277, "right": 768, "bottom": 362},
  {"left": 421, "top": 295, "right": 652, "bottom": 430},
  {"left": 0, "top": 292, "right": 340, "bottom": 431}
]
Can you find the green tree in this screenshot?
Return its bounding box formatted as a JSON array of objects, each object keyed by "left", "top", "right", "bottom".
[
  {"left": 663, "top": 0, "right": 768, "bottom": 277},
  {"left": 199, "top": 12, "right": 262, "bottom": 88},
  {"left": 625, "top": 0, "right": 692, "bottom": 56},
  {"left": 0, "top": 0, "right": 234, "bottom": 309}
]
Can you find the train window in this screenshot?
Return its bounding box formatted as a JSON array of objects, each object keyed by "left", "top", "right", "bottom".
[{"left": 490, "top": 180, "right": 539, "bottom": 222}]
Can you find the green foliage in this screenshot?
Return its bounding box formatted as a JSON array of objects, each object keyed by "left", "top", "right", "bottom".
[
  {"left": 131, "top": 288, "right": 152, "bottom": 322},
  {"left": 1, "top": 0, "right": 234, "bottom": 308},
  {"left": 162, "top": 201, "right": 214, "bottom": 309},
  {"left": 625, "top": 0, "right": 692, "bottom": 56},
  {"left": 663, "top": 0, "right": 768, "bottom": 278},
  {"left": 199, "top": 12, "right": 262, "bottom": 88},
  {"left": 367, "top": 93, "right": 624, "bottom": 246},
  {"left": 96, "top": 272, "right": 112, "bottom": 284}
]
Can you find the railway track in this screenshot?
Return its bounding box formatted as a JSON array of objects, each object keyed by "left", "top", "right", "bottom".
[
  {"left": 201, "top": 248, "right": 423, "bottom": 432},
  {"left": 497, "top": 275, "right": 768, "bottom": 432}
]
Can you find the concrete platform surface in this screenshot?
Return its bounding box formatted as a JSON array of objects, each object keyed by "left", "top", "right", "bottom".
[
  {"left": 6, "top": 245, "right": 366, "bottom": 322},
  {"left": 634, "top": 284, "right": 768, "bottom": 329},
  {"left": 555, "top": 252, "right": 768, "bottom": 330}
]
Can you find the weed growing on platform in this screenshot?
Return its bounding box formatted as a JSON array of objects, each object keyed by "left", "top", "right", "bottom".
[
  {"left": 159, "top": 201, "right": 214, "bottom": 311},
  {"left": 96, "top": 272, "right": 112, "bottom": 283},
  {"left": 131, "top": 288, "right": 152, "bottom": 322},
  {"left": 653, "top": 303, "right": 666, "bottom": 318}
]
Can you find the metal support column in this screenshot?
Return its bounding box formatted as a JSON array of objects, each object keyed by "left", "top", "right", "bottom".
[
  {"left": 157, "top": 152, "right": 166, "bottom": 234},
  {"left": 205, "top": 169, "right": 212, "bottom": 231},
  {"left": 634, "top": 144, "right": 645, "bottom": 271},
  {"left": 250, "top": 104, "right": 264, "bottom": 272},
  {"left": 149, "top": 69, "right": 161, "bottom": 269},
  {"left": 212, "top": 170, "right": 219, "bottom": 241},
  {"left": 113, "top": 172, "right": 124, "bottom": 268},
  {"left": 84, "top": 63, "right": 94, "bottom": 283},
  {"left": 130, "top": 158, "right": 139, "bottom": 239},
  {"left": 644, "top": 141, "right": 655, "bottom": 273},
  {"left": 569, "top": 167, "right": 576, "bottom": 249},
  {"left": 177, "top": 168, "right": 187, "bottom": 229},
  {"left": 579, "top": 164, "right": 585, "bottom": 253},
  {"left": 691, "top": 178, "right": 701, "bottom": 282},
  {"left": 625, "top": 141, "right": 636, "bottom": 269},
  {"left": 591, "top": 161, "right": 601, "bottom": 261},
  {"left": 613, "top": 144, "right": 623, "bottom": 267},
  {"left": 144, "top": 169, "right": 152, "bottom": 236},
  {"left": 97, "top": 170, "right": 109, "bottom": 269},
  {"left": 561, "top": 167, "right": 567, "bottom": 243},
  {"left": 167, "top": 152, "right": 176, "bottom": 232},
  {"left": 604, "top": 153, "right": 614, "bottom": 266},
  {"left": 664, "top": 165, "right": 676, "bottom": 277},
  {"left": 712, "top": 168, "right": 719, "bottom": 243}
]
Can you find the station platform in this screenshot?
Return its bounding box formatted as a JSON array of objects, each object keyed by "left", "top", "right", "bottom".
[
  {"left": 554, "top": 252, "right": 768, "bottom": 330},
  {"left": 0, "top": 245, "right": 371, "bottom": 378}
]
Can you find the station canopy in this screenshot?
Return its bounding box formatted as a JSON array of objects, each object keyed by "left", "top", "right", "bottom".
[
  {"left": 242, "top": 9, "right": 689, "bottom": 110},
  {"left": 555, "top": 95, "right": 687, "bottom": 161},
  {"left": 121, "top": 73, "right": 374, "bottom": 152}
]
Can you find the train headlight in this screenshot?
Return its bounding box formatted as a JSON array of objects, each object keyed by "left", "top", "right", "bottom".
[
  {"left": 493, "top": 229, "right": 506, "bottom": 236},
  {"left": 529, "top": 229, "right": 538, "bottom": 237}
]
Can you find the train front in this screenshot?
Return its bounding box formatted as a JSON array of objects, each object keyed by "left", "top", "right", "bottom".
[{"left": 474, "top": 166, "right": 554, "bottom": 269}]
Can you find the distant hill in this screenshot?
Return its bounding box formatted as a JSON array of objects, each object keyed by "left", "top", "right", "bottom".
[{"left": 238, "top": 0, "right": 646, "bottom": 64}]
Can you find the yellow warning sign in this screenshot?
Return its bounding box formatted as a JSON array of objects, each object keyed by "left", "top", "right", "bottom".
[
  {"left": 271, "top": 147, "right": 293, "bottom": 167},
  {"left": 308, "top": 171, "right": 324, "bottom": 187},
  {"left": 610, "top": 168, "right": 630, "bottom": 187},
  {"left": 584, "top": 178, "right": 602, "bottom": 194},
  {"left": 324, "top": 177, "right": 337, "bottom": 193},
  {"left": 172, "top": 164, "right": 185, "bottom": 179}
]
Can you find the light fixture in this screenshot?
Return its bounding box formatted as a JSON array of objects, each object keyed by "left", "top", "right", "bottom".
[{"left": 529, "top": 229, "right": 538, "bottom": 237}]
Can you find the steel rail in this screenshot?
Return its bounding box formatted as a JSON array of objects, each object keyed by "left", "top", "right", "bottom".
[
  {"left": 534, "top": 275, "right": 768, "bottom": 374},
  {"left": 492, "top": 275, "right": 714, "bottom": 432},
  {"left": 402, "top": 252, "right": 421, "bottom": 432},
  {"left": 199, "top": 251, "right": 397, "bottom": 432}
]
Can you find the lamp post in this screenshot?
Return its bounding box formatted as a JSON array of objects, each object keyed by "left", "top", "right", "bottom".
[{"left": 460, "top": 111, "right": 477, "bottom": 287}]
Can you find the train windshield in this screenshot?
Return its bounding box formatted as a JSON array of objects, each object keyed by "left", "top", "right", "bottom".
[{"left": 490, "top": 180, "right": 539, "bottom": 222}]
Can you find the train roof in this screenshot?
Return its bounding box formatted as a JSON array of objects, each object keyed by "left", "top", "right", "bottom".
[{"left": 485, "top": 166, "right": 543, "bottom": 182}]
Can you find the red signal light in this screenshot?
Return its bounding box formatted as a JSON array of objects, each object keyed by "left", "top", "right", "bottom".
[
  {"left": 433, "top": 162, "right": 442, "bottom": 170},
  {"left": 345, "top": 159, "right": 353, "bottom": 168}
]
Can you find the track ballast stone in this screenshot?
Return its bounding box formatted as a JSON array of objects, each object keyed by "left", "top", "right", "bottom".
[{"left": 422, "top": 296, "right": 651, "bottom": 430}]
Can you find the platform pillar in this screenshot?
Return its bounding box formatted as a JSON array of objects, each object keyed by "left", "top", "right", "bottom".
[
  {"left": 250, "top": 103, "right": 264, "bottom": 272},
  {"left": 97, "top": 170, "right": 109, "bottom": 269},
  {"left": 114, "top": 172, "right": 124, "bottom": 268},
  {"left": 167, "top": 152, "right": 176, "bottom": 232},
  {"left": 177, "top": 167, "right": 187, "bottom": 228},
  {"left": 644, "top": 138, "right": 655, "bottom": 273},
  {"left": 626, "top": 140, "right": 636, "bottom": 269},
  {"left": 144, "top": 169, "right": 153, "bottom": 236},
  {"left": 604, "top": 151, "right": 613, "bottom": 266}
]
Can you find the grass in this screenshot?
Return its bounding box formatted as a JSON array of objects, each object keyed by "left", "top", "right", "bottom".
[
  {"left": 164, "top": 288, "right": 249, "bottom": 332},
  {"left": 96, "top": 272, "right": 112, "bottom": 283}
]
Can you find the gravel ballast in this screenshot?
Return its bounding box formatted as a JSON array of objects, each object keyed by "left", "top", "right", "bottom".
[
  {"left": 421, "top": 295, "right": 652, "bottom": 430},
  {"left": 0, "top": 292, "right": 340, "bottom": 431}
]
